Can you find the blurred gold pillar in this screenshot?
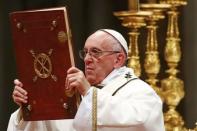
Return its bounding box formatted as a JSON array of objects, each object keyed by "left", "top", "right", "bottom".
[
  {"left": 114, "top": 0, "right": 197, "bottom": 130},
  {"left": 114, "top": 0, "right": 152, "bottom": 77},
  {"left": 159, "top": 0, "right": 187, "bottom": 130},
  {"left": 141, "top": 3, "right": 171, "bottom": 101}
]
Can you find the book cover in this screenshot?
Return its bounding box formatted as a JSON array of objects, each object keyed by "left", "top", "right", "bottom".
[{"left": 10, "top": 7, "right": 78, "bottom": 121}]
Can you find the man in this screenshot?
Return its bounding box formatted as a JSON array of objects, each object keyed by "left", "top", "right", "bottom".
[{"left": 8, "top": 29, "right": 165, "bottom": 131}]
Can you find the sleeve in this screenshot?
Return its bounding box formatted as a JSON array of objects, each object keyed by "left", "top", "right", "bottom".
[
  {"left": 7, "top": 108, "right": 23, "bottom": 131},
  {"left": 73, "top": 87, "right": 94, "bottom": 131},
  {"left": 7, "top": 108, "right": 34, "bottom": 131},
  {"left": 73, "top": 80, "right": 162, "bottom": 130},
  {"left": 7, "top": 109, "right": 76, "bottom": 131}
]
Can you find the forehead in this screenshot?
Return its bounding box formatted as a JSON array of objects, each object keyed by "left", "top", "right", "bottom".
[{"left": 84, "top": 31, "right": 113, "bottom": 50}]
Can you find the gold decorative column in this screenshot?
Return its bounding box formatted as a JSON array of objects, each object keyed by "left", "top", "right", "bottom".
[
  {"left": 141, "top": 2, "right": 171, "bottom": 100},
  {"left": 159, "top": 0, "right": 187, "bottom": 130},
  {"left": 114, "top": 0, "right": 152, "bottom": 77}
]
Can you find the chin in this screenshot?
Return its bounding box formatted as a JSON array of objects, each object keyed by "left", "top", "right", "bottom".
[{"left": 86, "top": 76, "right": 97, "bottom": 85}]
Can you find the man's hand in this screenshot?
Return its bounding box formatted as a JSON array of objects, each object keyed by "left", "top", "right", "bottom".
[
  {"left": 12, "top": 79, "right": 28, "bottom": 106},
  {"left": 66, "top": 67, "right": 91, "bottom": 96}
]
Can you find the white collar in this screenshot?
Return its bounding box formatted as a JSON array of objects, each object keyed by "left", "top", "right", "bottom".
[{"left": 101, "top": 66, "right": 135, "bottom": 85}]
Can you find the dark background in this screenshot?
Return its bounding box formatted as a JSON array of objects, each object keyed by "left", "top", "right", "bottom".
[{"left": 0, "top": 0, "right": 196, "bottom": 130}]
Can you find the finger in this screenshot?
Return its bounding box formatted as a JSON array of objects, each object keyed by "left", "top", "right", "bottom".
[
  {"left": 67, "top": 66, "right": 80, "bottom": 74},
  {"left": 68, "top": 82, "right": 77, "bottom": 93},
  {"left": 66, "top": 67, "right": 75, "bottom": 89},
  {"left": 15, "top": 85, "right": 27, "bottom": 95},
  {"left": 65, "top": 76, "right": 76, "bottom": 89},
  {"left": 66, "top": 71, "right": 84, "bottom": 83},
  {"left": 14, "top": 96, "right": 28, "bottom": 104},
  {"left": 68, "top": 77, "right": 76, "bottom": 85},
  {"left": 69, "top": 81, "right": 87, "bottom": 95},
  {"left": 14, "top": 79, "right": 23, "bottom": 87},
  {"left": 13, "top": 90, "right": 28, "bottom": 105},
  {"left": 13, "top": 89, "right": 28, "bottom": 99},
  {"left": 65, "top": 77, "right": 69, "bottom": 89},
  {"left": 66, "top": 73, "right": 78, "bottom": 78}
]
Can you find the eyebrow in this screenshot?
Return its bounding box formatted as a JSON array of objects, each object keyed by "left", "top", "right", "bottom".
[{"left": 84, "top": 47, "right": 102, "bottom": 51}]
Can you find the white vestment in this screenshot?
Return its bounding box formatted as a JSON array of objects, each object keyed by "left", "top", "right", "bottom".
[
  {"left": 7, "top": 109, "right": 75, "bottom": 131},
  {"left": 73, "top": 66, "right": 165, "bottom": 131},
  {"left": 7, "top": 66, "right": 165, "bottom": 131}
]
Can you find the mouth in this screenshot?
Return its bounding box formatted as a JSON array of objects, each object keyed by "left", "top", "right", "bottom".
[
  {"left": 86, "top": 69, "right": 93, "bottom": 73},
  {"left": 85, "top": 67, "right": 94, "bottom": 75},
  {"left": 86, "top": 66, "right": 94, "bottom": 71}
]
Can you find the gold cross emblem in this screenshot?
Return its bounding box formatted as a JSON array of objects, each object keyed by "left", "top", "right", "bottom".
[{"left": 30, "top": 49, "right": 57, "bottom": 82}]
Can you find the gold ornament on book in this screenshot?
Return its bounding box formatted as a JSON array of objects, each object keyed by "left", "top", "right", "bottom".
[
  {"left": 30, "top": 49, "right": 57, "bottom": 82},
  {"left": 58, "top": 31, "right": 68, "bottom": 43}
]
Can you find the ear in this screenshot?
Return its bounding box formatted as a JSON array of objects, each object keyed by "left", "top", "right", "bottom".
[{"left": 113, "top": 53, "right": 126, "bottom": 68}]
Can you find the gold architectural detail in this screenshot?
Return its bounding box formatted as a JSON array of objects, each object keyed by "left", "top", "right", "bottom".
[
  {"left": 115, "top": 0, "right": 197, "bottom": 130},
  {"left": 114, "top": 0, "right": 152, "bottom": 77},
  {"left": 160, "top": 0, "right": 187, "bottom": 130},
  {"left": 141, "top": 3, "right": 171, "bottom": 100}
]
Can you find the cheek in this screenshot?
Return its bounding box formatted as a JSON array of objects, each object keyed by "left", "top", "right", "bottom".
[
  {"left": 85, "top": 57, "right": 116, "bottom": 84},
  {"left": 85, "top": 64, "right": 108, "bottom": 85},
  {"left": 95, "top": 61, "right": 114, "bottom": 78},
  {"left": 86, "top": 66, "right": 103, "bottom": 79}
]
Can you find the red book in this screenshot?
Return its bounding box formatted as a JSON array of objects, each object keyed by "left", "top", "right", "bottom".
[{"left": 10, "top": 7, "right": 79, "bottom": 121}]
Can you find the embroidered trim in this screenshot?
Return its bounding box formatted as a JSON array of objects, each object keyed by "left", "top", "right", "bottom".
[
  {"left": 112, "top": 78, "right": 138, "bottom": 96},
  {"left": 92, "top": 87, "right": 97, "bottom": 131}
]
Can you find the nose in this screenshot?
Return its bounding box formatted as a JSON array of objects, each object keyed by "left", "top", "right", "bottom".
[{"left": 84, "top": 52, "right": 93, "bottom": 64}]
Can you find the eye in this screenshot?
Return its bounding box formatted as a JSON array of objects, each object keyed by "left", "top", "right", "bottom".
[
  {"left": 91, "top": 48, "right": 102, "bottom": 56},
  {"left": 91, "top": 48, "right": 100, "bottom": 53}
]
